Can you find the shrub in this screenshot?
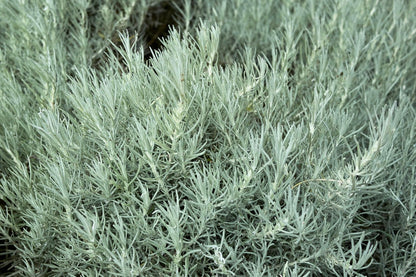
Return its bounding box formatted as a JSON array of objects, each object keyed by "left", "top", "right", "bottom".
[{"left": 1, "top": 0, "right": 415, "bottom": 276}]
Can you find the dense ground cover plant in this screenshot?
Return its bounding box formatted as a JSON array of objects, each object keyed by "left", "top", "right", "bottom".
[{"left": 1, "top": 0, "right": 415, "bottom": 276}]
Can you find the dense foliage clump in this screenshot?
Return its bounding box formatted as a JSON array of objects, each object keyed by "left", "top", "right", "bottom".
[{"left": 1, "top": 0, "right": 415, "bottom": 276}]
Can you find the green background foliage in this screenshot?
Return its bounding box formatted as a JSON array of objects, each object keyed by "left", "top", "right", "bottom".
[{"left": 1, "top": 0, "right": 415, "bottom": 276}]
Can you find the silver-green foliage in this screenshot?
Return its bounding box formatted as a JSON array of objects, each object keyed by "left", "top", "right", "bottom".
[{"left": 1, "top": 0, "right": 416, "bottom": 276}]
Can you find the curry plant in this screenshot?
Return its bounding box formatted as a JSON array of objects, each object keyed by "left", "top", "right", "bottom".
[{"left": 1, "top": 0, "right": 415, "bottom": 276}]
